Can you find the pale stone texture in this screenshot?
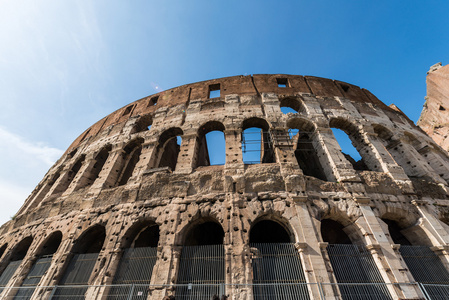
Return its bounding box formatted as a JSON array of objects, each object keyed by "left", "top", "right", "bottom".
[{"left": 0, "top": 74, "right": 449, "bottom": 299}]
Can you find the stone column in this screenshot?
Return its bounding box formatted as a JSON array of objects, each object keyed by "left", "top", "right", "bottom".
[
  {"left": 411, "top": 200, "right": 449, "bottom": 266},
  {"left": 354, "top": 198, "right": 422, "bottom": 299},
  {"left": 224, "top": 129, "right": 244, "bottom": 168},
  {"left": 175, "top": 133, "right": 198, "bottom": 174},
  {"left": 89, "top": 147, "right": 124, "bottom": 193},
  {"left": 310, "top": 127, "right": 360, "bottom": 182},
  {"left": 63, "top": 156, "right": 95, "bottom": 195},
  {"left": 292, "top": 196, "right": 338, "bottom": 300}
]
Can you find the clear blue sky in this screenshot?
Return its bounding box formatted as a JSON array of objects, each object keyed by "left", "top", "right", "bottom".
[{"left": 0, "top": 0, "right": 448, "bottom": 224}]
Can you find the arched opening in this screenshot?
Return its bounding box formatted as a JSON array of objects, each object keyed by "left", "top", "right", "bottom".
[
  {"left": 177, "top": 220, "right": 225, "bottom": 299},
  {"left": 55, "top": 225, "right": 106, "bottom": 298},
  {"left": 321, "top": 219, "right": 352, "bottom": 244},
  {"left": 155, "top": 128, "right": 183, "bottom": 171},
  {"left": 382, "top": 218, "right": 449, "bottom": 289},
  {"left": 279, "top": 97, "right": 304, "bottom": 114},
  {"left": 195, "top": 121, "right": 226, "bottom": 168},
  {"left": 321, "top": 219, "right": 390, "bottom": 299},
  {"left": 117, "top": 139, "right": 144, "bottom": 186},
  {"left": 132, "top": 115, "right": 153, "bottom": 133},
  {"left": 250, "top": 220, "right": 291, "bottom": 243},
  {"left": 0, "top": 244, "right": 7, "bottom": 260},
  {"left": 108, "top": 222, "right": 160, "bottom": 299},
  {"left": 287, "top": 118, "right": 327, "bottom": 181},
  {"left": 242, "top": 118, "right": 274, "bottom": 164},
  {"left": 54, "top": 155, "right": 85, "bottom": 194},
  {"left": 15, "top": 232, "right": 62, "bottom": 299},
  {"left": 0, "top": 237, "right": 33, "bottom": 288},
  {"left": 330, "top": 119, "right": 368, "bottom": 171},
  {"left": 249, "top": 219, "right": 309, "bottom": 300},
  {"left": 184, "top": 221, "right": 224, "bottom": 246},
  {"left": 86, "top": 146, "right": 112, "bottom": 187}
]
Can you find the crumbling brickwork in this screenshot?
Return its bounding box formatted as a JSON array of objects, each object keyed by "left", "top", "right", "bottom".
[
  {"left": 1, "top": 75, "right": 449, "bottom": 299},
  {"left": 418, "top": 63, "right": 449, "bottom": 151}
]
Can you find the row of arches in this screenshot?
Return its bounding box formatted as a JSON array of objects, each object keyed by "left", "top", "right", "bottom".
[{"left": 1, "top": 211, "right": 449, "bottom": 299}]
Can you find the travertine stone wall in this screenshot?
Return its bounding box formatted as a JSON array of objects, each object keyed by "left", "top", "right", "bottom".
[
  {"left": 419, "top": 63, "right": 449, "bottom": 151},
  {"left": 1, "top": 74, "right": 449, "bottom": 299}
]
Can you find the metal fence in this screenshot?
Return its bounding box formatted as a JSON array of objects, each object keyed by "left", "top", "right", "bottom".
[{"left": 1, "top": 282, "right": 449, "bottom": 299}]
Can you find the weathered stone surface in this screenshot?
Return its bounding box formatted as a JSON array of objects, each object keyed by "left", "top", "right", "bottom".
[{"left": 1, "top": 74, "right": 449, "bottom": 299}]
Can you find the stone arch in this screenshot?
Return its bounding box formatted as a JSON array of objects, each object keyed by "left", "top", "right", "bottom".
[
  {"left": 54, "top": 154, "right": 86, "bottom": 194},
  {"left": 378, "top": 210, "right": 432, "bottom": 247},
  {"left": 154, "top": 127, "right": 183, "bottom": 170},
  {"left": 0, "top": 236, "right": 33, "bottom": 288},
  {"left": 287, "top": 117, "right": 327, "bottom": 180},
  {"left": 15, "top": 232, "right": 62, "bottom": 298},
  {"left": 279, "top": 96, "right": 305, "bottom": 114},
  {"left": 116, "top": 138, "right": 144, "bottom": 186},
  {"left": 55, "top": 224, "right": 106, "bottom": 292},
  {"left": 0, "top": 244, "right": 7, "bottom": 260},
  {"left": 195, "top": 120, "right": 226, "bottom": 168},
  {"left": 176, "top": 216, "right": 226, "bottom": 298},
  {"left": 241, "top": 117, "right": 275, "bottom": 164},
  {"left": 118, "top": 218, "right": 160, "bottom": 249},
  {"left": 108, "top": 219, "right": 160, "bottom": 298},
  {"left": 9, "top": 236, "right": 33, "bottom": 262},
  {"left": 329, "top": 117, "right": 369, "bottom": 171},
  {"left": 250, "top": 218, "right": 292, "bottom": 243},
  {"left": 182, "top": 217, "right": 225, "bottom": 246},
  {"left": 35, "top": 231, "right": 62, "bottom": 256},
  {"left": 71, "top": 224, "right": 106, "bottom": 254},
  {"left": 372, "top": 124, "right": 394, "bottom": 141}
]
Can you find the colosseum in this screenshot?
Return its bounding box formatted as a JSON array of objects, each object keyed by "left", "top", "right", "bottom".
[{"left": 1, "top": 73, "right": 449, "bottom": 300}]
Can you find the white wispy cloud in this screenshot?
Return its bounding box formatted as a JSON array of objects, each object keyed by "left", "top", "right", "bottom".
[{"left": 0, "top": 127, "right": 63, "bottom": 166}]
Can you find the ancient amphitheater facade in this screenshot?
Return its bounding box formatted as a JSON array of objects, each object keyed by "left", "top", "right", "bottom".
[{"left": 1, "top": 75, "right": 449, "bottom": 299}]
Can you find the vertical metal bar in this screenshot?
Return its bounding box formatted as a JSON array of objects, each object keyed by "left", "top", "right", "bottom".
[
  {"left": 126, "top": 284, "right": 135, "bottom": 300},
  {"left": 48, "top": 285, "right": 58, "bottom": 300},
  {"left": 417, "top": 283, "right": 431, "bottom": 300}
]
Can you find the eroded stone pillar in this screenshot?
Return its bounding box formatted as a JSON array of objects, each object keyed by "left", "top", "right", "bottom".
[
  {"left": 311, "top": 127, "right": 360, "bottom": 182},
  {"left": 411, "top": 200, "right": 449, "bottom": 267},
  {"left": 292, "top": 196, "right": 338, "bottom": 300},
  {"left": 355, "top": 198, "right": 422, "bottom": 299}
]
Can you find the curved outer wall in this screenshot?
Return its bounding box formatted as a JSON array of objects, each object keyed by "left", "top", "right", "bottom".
[{"left": 1, "top": 74, "right": 449, "bottom": 299}]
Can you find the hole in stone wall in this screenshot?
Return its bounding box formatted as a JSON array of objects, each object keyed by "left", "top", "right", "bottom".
[
  {"left": 381, "top": 219, "right": 412, "bottom": 246},
  {"left": 72, "top": 225, "right": 106, "bottom": 254},
  {"left": 133, "top": 225, "right": 160, "bottom": 248},
  {"left": 321, "top": 219, "right": 352, "bottom": 244},
  {"left": 117, "top": 139, "right": 144, "bottom": 186},
  {"left": 242, "top": 118, "right": 274, "bottom": 164},
  {"left": 157, "top": 128, "right": 183, "bottom": 171},
  {"left": 340, "top": 83, "right": 350, "bottom": 92},
  {"left": 276, "top": 78, "right": 289, "bottom": 88},
  {"left": 0, "top": 244, "right": 7, "bottom": 259},
  {"left": 38, "top": 231, "right": 62, "bottom": 256},
  {"left": 122, "top": 105, "right": 133, "bottom": 116},
  {"left": 331, "top": 128, "right": 368, "bottom": 171},
  {"left": 439, "top": 105, "right": 446, "bottom": 111},
  {"left": 280, "top": 97, "right": 303, "bottom": 114},
  {"left": 148, "top": 96, "right": 158, "bottom": 106},
  {"left": 196, "top": 121, "right": 226, "bottom": 167},
  {"left": 11, "top": 237, "right": 33, "bottom": 261},
  {"left": 293, "top": 131, "right": 327, "bottom": 180},
  {"left": 133, "top": 115, "right": 153, "bottom": 133},
  {"left": 87, "top": 146, "right": 112, "bottom": 185},
  {"left": 208, "top": 84, "right": 221, "bottom": 99},
  {"left": 184, "top": 221, "right": 224, "bottom": 246},
  {"left": 250, "top": 220, "right": 291, "bottom": 243}
]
